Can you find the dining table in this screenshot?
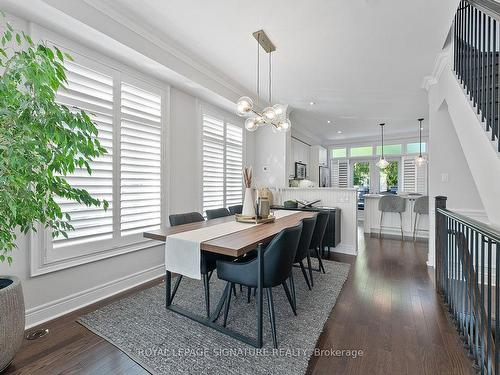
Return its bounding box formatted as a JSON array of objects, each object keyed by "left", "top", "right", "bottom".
[{"left": 143, "top": 209, "right": 316, "bottom": 348}]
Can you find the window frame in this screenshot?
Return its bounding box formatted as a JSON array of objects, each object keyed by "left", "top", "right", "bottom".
[
  {"left": 30, "top": 26, "right": 170, "bottom": 276},
  {"left": 200, "top": 104, "right": 245, "bottom": 214}
]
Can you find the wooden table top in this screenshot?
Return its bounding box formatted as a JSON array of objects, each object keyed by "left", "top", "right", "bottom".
[{"left": 143, "top": 210, "right": 317, "bottom": 257}]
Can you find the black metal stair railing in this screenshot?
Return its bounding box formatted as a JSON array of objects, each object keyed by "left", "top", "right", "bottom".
[
  {"left": 435, "top": 196, "right": 500, "bottom": 375},
  {"left": 454, "top": 0, "right": 500, "bottom": 152}
]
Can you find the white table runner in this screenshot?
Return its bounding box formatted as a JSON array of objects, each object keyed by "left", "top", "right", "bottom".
[{"left": 165, "top": 210, "right": 298, "bottom": 279}]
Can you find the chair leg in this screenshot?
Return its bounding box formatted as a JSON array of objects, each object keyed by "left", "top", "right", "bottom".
[
  {"left": 399, "top": 212, "right": 404, "bottom": 240},
  {"left": 413, "top": 213, "right": 419, "bottom": 241},
  {"left": 223, "top": 282, "right": 233, "bottom": 327},
  {"left": 299, "top": 261, "right": 311, "bottom": 290},
  {"left": 247, "top": 286, "right": 251, "bottom": 303},
  {"left": 314, "top": 247, "right": 326, "bottom": 274},
  {"left": 266, "top": 288, "right": 278, "bottom": 349},
  {"left": 282, "top": 281, "right": 297, "bottom": 316},
  {"left": 289, "top": 271, "right": 297, "bottom": 310},
  {"left": 211, "top": 282, "right": 230, "bottom": 322},
  {"left": 232, "top": 284, "right": 237, "bottom": 297},
  {"left": 202, "top": 273, "right": 210, "bottom": 318},
  {"left": 379, "top": 211, "right": 384, "bottom": 238},
  {"left": 306, "top": 254, "right": 314, "bottom": 287},
  {"left": 240, "top": 284, "right": 243, "bottom": 292}
]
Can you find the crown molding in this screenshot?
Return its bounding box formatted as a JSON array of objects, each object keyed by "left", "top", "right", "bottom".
[{"left": 80, "top": 0, "right": 248, "bottom": 101}]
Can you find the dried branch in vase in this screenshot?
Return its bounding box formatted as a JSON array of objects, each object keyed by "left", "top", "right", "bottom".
[{"left": 243, "top": 166, "right": 253, "bottom": 188}]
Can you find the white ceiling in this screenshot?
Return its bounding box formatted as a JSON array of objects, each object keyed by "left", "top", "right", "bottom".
[{"left": 64, "top": 0, "right": 458, "bottom": 141}]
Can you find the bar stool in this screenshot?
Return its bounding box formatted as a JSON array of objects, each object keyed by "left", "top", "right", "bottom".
[
  {"left": 413, "top": 196, "right": 429, "bottom": 240},
  {"left": 378, "top": 195, "right": 406, "bottom": 240}
]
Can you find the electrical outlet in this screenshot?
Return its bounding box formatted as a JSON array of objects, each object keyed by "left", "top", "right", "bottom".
[{"left": 441, "top": 173, "right": 449, "bottom": 183}]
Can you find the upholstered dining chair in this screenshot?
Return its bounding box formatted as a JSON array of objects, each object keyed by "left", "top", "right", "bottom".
[
  {"left": 291, "top": 216, "right": 317, "bottom": 307},
  {"left": 206, "top": 207, "right": 231, "bottom": 220},
  {"left": 228, "top": 204, "right": 243, "bottom": 215},
  {"left": 216, "top": 223, "right": 303, "bottom": 349},
  {"left": 413, "top": 196, "right": 429, "bottom": 240},
  {"left": 308, "top": 211, "right": 329, "bottom": 284},
  {"left": 378, "top": 195, "right": 406, "bottom": 240},
  {"left": 168, "top": 211, "right": 232, "bottom": 318}
]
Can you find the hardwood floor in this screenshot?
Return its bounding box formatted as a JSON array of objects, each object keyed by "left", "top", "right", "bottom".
[{"left": 5, "top": 227, "right": 475, "bottom": 375}]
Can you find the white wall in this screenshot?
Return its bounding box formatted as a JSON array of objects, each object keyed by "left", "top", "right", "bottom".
[
  {"left": 0, "top": 15, "right": 252, "bottom": 328},
  {"left": 169, "top": 88, "right": 202, "bottom": 214},
  {"left": 253, "top": 126, "right": 289, "bottom": 188}
]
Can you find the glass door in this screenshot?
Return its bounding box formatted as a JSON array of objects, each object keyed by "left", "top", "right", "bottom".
[
  {"left": 352, "top": 161, "right": 371, "bottom": 210},
  {"left": 379, "top": 159, "right": 400, "bottom": 194}
]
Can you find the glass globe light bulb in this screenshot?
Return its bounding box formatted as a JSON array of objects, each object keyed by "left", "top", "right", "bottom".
[
  {"left": 279, "top": 118, "right": 291, "bottom": 132},
  {"left": 262, "top": 106, "right": 277, "bottom": 121},
  {"left": 237, "top": 96, "right": 253, "bottom": 116},
  {"left": 244, "top": 117, "right": 259, "bottom": 132},
  {"left": 272, "top": 104, "right": 285, "bottom": 118}
]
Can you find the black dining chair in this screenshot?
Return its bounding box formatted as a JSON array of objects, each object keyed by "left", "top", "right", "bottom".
[
  {"left": 308, "top": 211, "right": 329, "bottom": 285},
  {"left": 216, "top": 223, "right": 302, "bottom": 348},
  {"left": 168, "top": 211, "right": 232, "bottom": 318},
  {"left": 228, "top": 204, "right": 243, "bottom": 215},
  {"left": 206, "top": 207, "right": 231, "bottom": 220},
  {"left": 291, "top": 216, "right": 317, "bottom": 298}
]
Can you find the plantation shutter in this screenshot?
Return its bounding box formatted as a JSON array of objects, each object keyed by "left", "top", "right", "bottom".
[
  {"left": 120, "top": 82, "right": 162, "bottom": 236},
  {"left": 225, "top": 124, "right": 243, "bottom": 207},
  {"left": 331, "top": 160, "right": 349, "bottom": 188},
  {"left": 54, "top": 61, "right": 114, "bottom": 248},
  {"left": 402, "top": 158, "right": 416, "bottom": 193},
  {"left": 402, "top": 157, "right": 427, "bottom": 194},
  {"left": 202, "top": 115, "right": 225, "bottom": 213}
]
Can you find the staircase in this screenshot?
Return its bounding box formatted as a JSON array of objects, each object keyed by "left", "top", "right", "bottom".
[{"left": 427, "top": 0, "right": 500, "bottom": 225}]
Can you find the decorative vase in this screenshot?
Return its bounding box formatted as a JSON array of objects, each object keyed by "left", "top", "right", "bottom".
[
  {"left": 242, "top": 188, "right": 256, "bottom": 216},
  {"left": 0, "top": 276, "right": 25, "bottom": 373}
]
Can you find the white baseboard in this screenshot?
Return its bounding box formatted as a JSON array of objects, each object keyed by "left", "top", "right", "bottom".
[
  {"left": 25, "top": 264, "right": 165, "bottom": 329},
  {"left": 331, "top": 244, "right": 357, "bottom": 256}
]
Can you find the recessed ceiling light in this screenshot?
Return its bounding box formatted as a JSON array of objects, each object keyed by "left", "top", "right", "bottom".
[
  {"left": 309, "top": 101, "right": 315, "bottom": 106},
  {"left": 337, "top": 130, "right": 342, "bottom": 134},
  {"left": 327, "top": 120, "right": 331, "bottom": 124}
]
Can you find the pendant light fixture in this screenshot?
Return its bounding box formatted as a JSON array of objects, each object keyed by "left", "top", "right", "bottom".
[
  {"left": 415, "top": 118, "right": 427, "bottom": 167},
  {"left": 376, "top": 123, "right": 389, "bottom": 169},
  {"left": 236, "top": 30, "right": 291, "bottom": 132}
]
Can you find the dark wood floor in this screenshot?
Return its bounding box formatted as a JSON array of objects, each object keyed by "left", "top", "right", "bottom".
[{"left": 5, "top": 228, "right": 475, "bottom": 375}]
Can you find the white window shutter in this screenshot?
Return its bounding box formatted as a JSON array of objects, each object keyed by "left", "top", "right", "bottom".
[
  {"left": 54, "top": 61, "right": 114, "bottom": 248},
  {"left": 331, "top": 160, "right": 349, "bottom": 188},
  {"left": 120, "top": 82, "right": 162, "bottom": 236},
  {"left": 225, "top": 124, "right": 243, "bottom": 207},
  {"left": 402, "top": 157, "right": 416, "bottom": 193},
  {"left": 402, "top": 157, "right": 427, "bottom": 194},
  {"left": 202, "top": 115, "right": 225, "bottom": 213},
  {"left": 202, "top": 114, "right": 243, "bottom": 213}
]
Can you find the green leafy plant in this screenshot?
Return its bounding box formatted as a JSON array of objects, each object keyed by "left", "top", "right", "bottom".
[{"left": 0, "top": 16, "right": 108, "bottom": 264}]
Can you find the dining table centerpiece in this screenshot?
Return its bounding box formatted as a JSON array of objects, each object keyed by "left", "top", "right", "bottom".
[{"left": 241, "top": 167, "right": 255, "bottom": 216}]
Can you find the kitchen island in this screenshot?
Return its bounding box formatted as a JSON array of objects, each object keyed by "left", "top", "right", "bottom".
[{"left": 363, "top": 194, "right": 429, "bottom": 240}]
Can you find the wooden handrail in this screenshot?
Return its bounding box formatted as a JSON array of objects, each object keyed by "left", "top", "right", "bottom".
[{"left": 437, "top": 208, "right": 500, "bottom": 242}]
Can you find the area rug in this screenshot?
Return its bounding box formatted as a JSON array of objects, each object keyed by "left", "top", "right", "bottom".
[{"left": 78, "top": 259, "right": 350, "bottom": 375}]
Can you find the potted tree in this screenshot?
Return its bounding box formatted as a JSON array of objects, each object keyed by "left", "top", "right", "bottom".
[{"left": 0, "top": 16, "right": 108, "bottom": 372}]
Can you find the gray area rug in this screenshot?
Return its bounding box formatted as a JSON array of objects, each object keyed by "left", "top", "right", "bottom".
[{"left": 78, "top": 259, "right": 350, "bottom": 375}]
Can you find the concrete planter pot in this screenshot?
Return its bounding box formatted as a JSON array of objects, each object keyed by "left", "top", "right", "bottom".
[{"left": 0, "top": 276, "right": 24, "bottom": 373}]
